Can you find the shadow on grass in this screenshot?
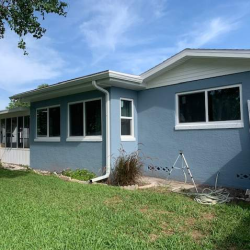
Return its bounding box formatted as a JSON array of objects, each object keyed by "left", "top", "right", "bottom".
[
  {"left": 0, "top": 168, "right": 31, "bottom": 178},
  {"left": 216, "top": 201, "right": 250, "bottom": 250}
]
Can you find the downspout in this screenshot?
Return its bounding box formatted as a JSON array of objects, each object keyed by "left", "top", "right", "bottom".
[{"left": 89, "top": 80, "right": 111, "bottom": 183}]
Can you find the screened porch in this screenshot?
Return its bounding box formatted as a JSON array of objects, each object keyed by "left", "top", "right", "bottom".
[{"left": 0, "top": 108, "right": 30, "bottom": 166}]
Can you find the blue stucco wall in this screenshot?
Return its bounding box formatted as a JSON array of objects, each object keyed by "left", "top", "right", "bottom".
[
  {"left": 30, "top": 90, "right": 106, "bottom": 175},
  {"left": 138, "top": 72, "right": 250, "bottom": 189},
  {"left": 110, "top": 87, "right": 138, "bottom": 166}
]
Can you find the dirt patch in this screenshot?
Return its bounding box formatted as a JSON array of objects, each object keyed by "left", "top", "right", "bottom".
[
  {"left": 104, "top": 196, "right": 123, "bottom": 206},
  {"left": 185, "top": 217, "right": 196, "bottom": 227},
  {"left": 161, "top": 222, "right": 175, "bottom": 236},
  {"left": 139, "top": 206, "right": 149, "bottom": 213},
  {"left": 149, "top": 234, "right": 159, "bottom": 242},
  {"left": 203, "top": 213, "right": 215, "bottom": 221},
  {"left": 190, "top": 229, "right": 205, "bottom": 241}
]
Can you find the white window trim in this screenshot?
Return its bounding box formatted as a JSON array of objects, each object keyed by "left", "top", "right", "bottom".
[
  {"left": 175, "top": 84, "right": 244, "bottom": 130},
  {"left": 67, "top": 98, "right": 102, "bottom": 142},
  {"left": 36, "top": 105, "right": 61, "bottom": 142},
  {"left": 120, "top": 98, "right": 135, "bottom": 141}
]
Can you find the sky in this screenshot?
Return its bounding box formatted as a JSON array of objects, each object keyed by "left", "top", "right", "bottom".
[{"left": 0, "top": 0, "right": 250, "bottom": 109}]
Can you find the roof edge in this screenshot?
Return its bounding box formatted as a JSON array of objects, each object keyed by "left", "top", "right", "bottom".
[
  {"left": 11, "top": 70, "right": 143, "bottom": 100},
  {"left": 141, "top": 48, "right": 250, "bottom": 80}
]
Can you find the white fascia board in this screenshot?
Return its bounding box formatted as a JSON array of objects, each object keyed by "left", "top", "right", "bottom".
[
  {"left": 10, "top": 71, "right": 110, "bottom": 100},
  {"left": 141, "top": 49, "right": 250, "bottom": 80},
  {"left": 0, "top": 107, "right": 30, "bottom": 117},
  {"left": 10, "top": 70, "right": 143, "bottom": 103},
  {"left": 109, "top": 70, "right": 142, "bottom": 83}
]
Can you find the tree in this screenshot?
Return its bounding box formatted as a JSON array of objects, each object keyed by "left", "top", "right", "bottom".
[
  {"left": 6, "top": 83, "right": 50, "bottom": 109},
  {"left": 0, "top": 0, "right": 68, "bottom": 54},
  {"left": 37, "top": 83, "right": 49, "bottom": 89},
  {"left": 6, "top": 99, "right": 29, "bottom": 110}
]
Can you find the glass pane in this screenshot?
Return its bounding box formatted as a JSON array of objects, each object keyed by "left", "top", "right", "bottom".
[
  {"left": 85, "top": 100, "right": 102, "bottom": 136},
  {"left": 11, "top": 117, "right": 17, "bottom": 148},
  {"left": 49, "top": 107, "right": 60, "bottom": 137},
  {"left": 0, "top": 119, "right": 6, "bottom": 147},
  {"left": 208, "top": 87, "right": 241, "bottom": 122},
  {"left": 121, "top": 100, "right": 132, "bottom": 117},
  {"left": 37, "top": 109, "right": 47, "bottom": 137},
  {"left": 179, "top": 92, "right": 206, "bottom": 123},
  {"left": 121, "top": 119, "right": 131, "bottom": 136},
  {"left": 70, "top": 103, "right": 83, "bottom": 136},
  {"left": 6, "top": 118, "right": 11, "bottom": 148},
  {"left": 18, "top": 117, "right": 23, "bottom": 148},
  {"left": 24, "top": 116, "right": 30, "bottom": 148}
]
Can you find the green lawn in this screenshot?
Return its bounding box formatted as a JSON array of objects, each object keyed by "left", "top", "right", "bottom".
[{"left": 0, "top": 168, "right": 249, "bottom": 250}]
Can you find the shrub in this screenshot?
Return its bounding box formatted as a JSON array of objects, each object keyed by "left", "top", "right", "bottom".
[
  {"left": 108, "top": 149, "right": 144, "bottom": 186},
  {"left": 62, "top": 169, "right": 96, "bottom": 181}
]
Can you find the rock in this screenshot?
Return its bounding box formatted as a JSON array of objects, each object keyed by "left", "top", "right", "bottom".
[
  {"left": 70, "top": 178, "right": 88, "bottom": 184},
  {"left": 33, "top": 169, "right": 51, "bottom": 176},
  {"left": 121, "top": 184, "right": 139, "bottom": 190},
  {"left": 59, "top": 175, "right": 71, "bottom": 181}
]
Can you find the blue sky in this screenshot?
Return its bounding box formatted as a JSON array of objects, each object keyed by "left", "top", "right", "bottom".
[{"left": 0, "top": 0, "right": 250, "bottom": 109}]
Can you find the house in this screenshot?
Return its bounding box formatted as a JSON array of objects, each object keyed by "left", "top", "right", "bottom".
[{"left": 1, "top": 49, "right": 250, "bottom": 189}]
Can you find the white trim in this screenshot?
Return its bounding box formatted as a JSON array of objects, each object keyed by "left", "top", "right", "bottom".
[
  {"left": 67, "top": 98, "right": 103, "bottom": 141},
  {"left": 248, "top": 100, "right": 250, "bottom": 129},
  {"left": 141, "top": 49, "right": 250, "bottom": 80},
  {"left": 121, "top": 136, "right": 136, "bottom": 142},
  {"left": 175, "top": 122, "right": 244, "bottom": 130},
  {"left": 34, "top": 137, "right": 61, "bottom": 142},
  {"left": 66, "top": 136, "right": 102, "bottom": 142},
  {"left": 36, "top": 105, "right": 61, "bottom": 141},
  {"left": 175, "top": 84, "right": 244, "bottom": 130},
  {"left": 120, "top": 98, "right": 135, "bottom": 141}
]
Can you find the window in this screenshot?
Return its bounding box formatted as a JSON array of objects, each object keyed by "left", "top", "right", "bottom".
[
  {"left": 68, "top": 99, "right": 102, "bottom": 141},
  {"left": 6, "top": 118, "right": 11, "bottom": 147},
  {"left": 36, "top": 106, "right": 60, "bottom": 141},
  {"left": 0, "top": 116, "right": 30, "bottom": 149},
  {"left": 11, "top": 117, "right": 17, "bottom": 148},
  {"left": 179, "top": 92, "right": 206, "bottom": 123},
  {"left": 69, "top": 103, "right": 83, "bottom": 136},
  {"left": 121, "top": 99, "right": 134, "bottom": 140},
  {"left": 176, "top": 85, "right": 243, "bottom": 130},
  {"left": 0, "top": 119, "right": 6, "bottom": 147},
  {"left": 85, "top": 100, "right": 102, "bottom": 136},
  {"left": 23, "top": 116, "right": 30, "bottom": 148}
]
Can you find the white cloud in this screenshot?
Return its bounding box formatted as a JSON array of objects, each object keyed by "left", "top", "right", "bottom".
[
  {"left": 110, "top": 16, "right": 241, "bottom": 75},
  {"left": 80, "top": 0, "right": 138, "bottom": 62},
  {"left": 177, "top": 17, "right": 239, "bottom": 50},
  {"left": 79, "top": 0, "right": 169, "bottom": 64},
  {"left": 0, "top": 33, "right": 66, "bottom": 93}
]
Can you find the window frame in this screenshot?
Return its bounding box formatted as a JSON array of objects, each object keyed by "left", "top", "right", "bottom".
[
  {"left": 120, "top": 98, "right": 135, "bottom": 141},
  {"left": 35, "top": 105, "right": 61, "bottom": 142},
  {"left": 175, "top": 84, "right": 244, "bottom": 130},
  {"left": 67, "top": 98, "right": 102, "bottom": 142},
  {"left": 0, "top": 115, "right": 30, "bottom": 150}
]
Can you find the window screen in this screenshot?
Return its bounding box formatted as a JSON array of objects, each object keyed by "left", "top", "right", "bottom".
[
  {"left": 179, "top": 92, "right": 206, "bottom": 123},
  {"left": 85, "top": 100, "right": 102, "bottom": 136},
  {"left": 37, "top": 109, "right": 47, "bottom": 137},
  {"left": 69, "top": 103, "right": 83, "bottom": 136},
  {"left": 208, "top": 87, "right": 241, "bottom": 122}
]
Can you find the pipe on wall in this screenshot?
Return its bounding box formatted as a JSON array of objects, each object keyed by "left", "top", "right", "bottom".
[{"left": 89, "top": 81, "right": 111, "bottom": 183}]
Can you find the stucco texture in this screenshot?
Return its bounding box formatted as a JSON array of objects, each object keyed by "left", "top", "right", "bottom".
[
  {"left": 30, "top": 90, "right": 106, "bottom": 175},
  {"left": 138, "top": 72, "right": 250, "bottom": 189}
]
